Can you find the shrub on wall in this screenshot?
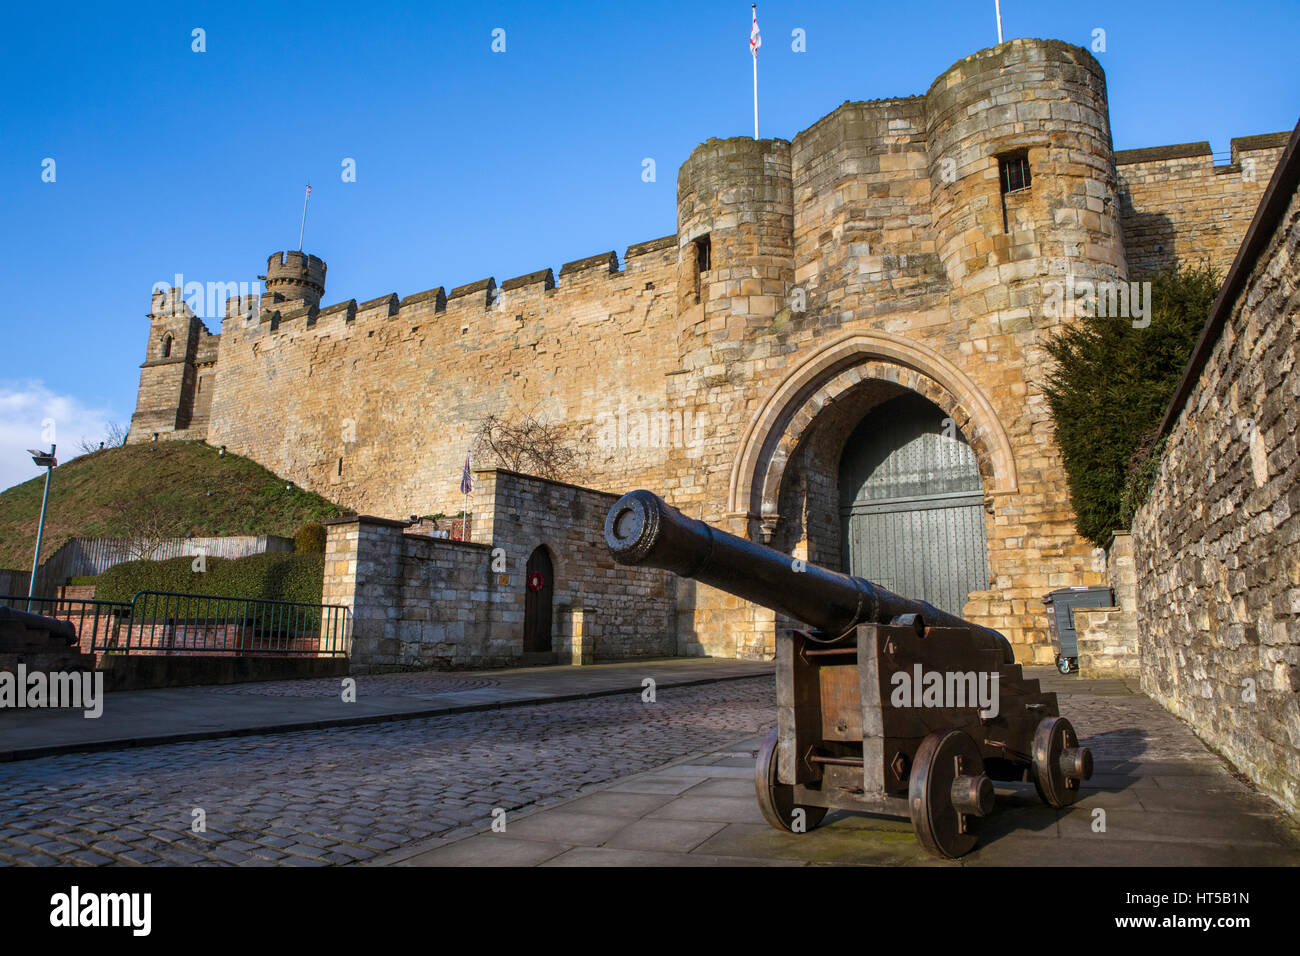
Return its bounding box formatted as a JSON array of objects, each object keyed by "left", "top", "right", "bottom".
[
  {"left": 294, "top": 522, "right": 327, "bottom": 553},
  {"left": 95, "top": 552, "right": 324, "bottom": 606},
  {"left": 1043, "top": 264, "right": 1219, "bottom": 546}
]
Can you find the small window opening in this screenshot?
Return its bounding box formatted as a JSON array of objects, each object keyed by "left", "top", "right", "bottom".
[
  {"left": 1000, "top": 153, "right": 1031, "bottom": 194},
  {"left": 161, "top": 334, "right": 173, "bottom": 358},
  {"left": 196, "top": 376, "right": 203, "bottom": 394},
  {"left": 998, "top": 152, "right": 1031, "bottom": 233},
  {"left": 693, "top": 234, "right": 711, "bottom": 273},
  {"left": 338, "top": 458, "right": 343, "bottom": 476}
]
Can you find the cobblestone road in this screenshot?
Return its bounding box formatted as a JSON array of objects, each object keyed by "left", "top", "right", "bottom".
[{"left": 0, "top": 678, "right": 774, "bottom": 866}]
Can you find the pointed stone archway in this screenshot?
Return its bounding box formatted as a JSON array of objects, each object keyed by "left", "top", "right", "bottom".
[{"left": 727, "top": 331, "right": 1018, "bottom": 544}]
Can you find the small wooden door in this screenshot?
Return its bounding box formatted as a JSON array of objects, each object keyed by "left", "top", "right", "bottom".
[{"left": 523, "top": 546, "right": 554, "bottom": 653}]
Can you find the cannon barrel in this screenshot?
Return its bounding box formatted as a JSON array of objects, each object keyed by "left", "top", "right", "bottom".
[{"left": 605, "top": 489, "right": 1013, "bottom": 663}]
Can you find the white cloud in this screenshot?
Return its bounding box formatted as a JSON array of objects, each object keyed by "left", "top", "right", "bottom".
[{"left": 0, "top": 380, "right": 124, "bottom": 493}]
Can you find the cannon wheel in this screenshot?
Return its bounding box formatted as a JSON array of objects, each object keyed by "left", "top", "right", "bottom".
[
  {"left": 908, "top": 729, "right": 988, "bottom": 859},
  {"left": 1032, "top": 716, "right": 1091, "bottom": 807},
  {"left": 754, "top": 728, "right": 827, "bottom": 834}
]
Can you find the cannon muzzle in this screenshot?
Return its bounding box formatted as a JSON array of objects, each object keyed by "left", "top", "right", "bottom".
[{"left": 605, "top": 489, "right": 1012, "bottom": 662}]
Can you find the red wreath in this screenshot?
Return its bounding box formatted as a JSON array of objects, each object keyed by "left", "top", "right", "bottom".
[{"left": 527, "top": 571, "right": 546, "bottom": 592}]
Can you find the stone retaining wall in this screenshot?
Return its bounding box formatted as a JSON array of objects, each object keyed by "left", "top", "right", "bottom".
[{"left": 1132, "top": 134, "right": 1300, "bottom": 816}]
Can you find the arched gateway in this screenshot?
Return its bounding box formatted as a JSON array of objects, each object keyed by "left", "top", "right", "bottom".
[{"left": 728, "top": 332, "right": 1014, "bottom": 618}]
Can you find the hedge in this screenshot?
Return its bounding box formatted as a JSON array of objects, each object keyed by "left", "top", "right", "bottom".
[
  {"left": 94, "top": 552, "right": 325, "bottom": 606},
  {"left": 294, "top": 522, "right": 327, "bottom": 553},
  {"left": 1043, "top": 264, "right": 1220, "bottom": 545}
]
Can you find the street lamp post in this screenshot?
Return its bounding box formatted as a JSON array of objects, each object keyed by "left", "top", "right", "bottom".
[{"left": 26, "top": 444, "right": 57, "bottom": 612}]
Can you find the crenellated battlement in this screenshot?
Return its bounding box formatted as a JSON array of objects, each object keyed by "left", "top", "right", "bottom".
[
  {"left": 262, "top": 250, "right": 327, "bottom": 309},
  {"left": 149, "top": 286, "right": 196, "bottom": 319},
  {"left": 203, "top": 232, "right": 682, "bottom": 355}
]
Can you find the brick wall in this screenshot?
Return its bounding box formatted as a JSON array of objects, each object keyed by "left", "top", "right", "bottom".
[{"left": 1132, "top": 146, "right": 1300, "bottom": 815}]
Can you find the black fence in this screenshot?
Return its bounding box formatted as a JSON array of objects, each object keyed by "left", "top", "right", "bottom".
[
  {"left": 0, "top": 594, "right": 130, "bottom": 651},
  {"left": 0, "top": 592, "right": 350, "bottom": 658}
]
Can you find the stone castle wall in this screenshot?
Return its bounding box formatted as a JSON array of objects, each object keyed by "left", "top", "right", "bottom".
[
  {"left": 322, "top": 469, "right": 676, "bottom": 670},
  {"left": 205, "top": 238, "right": 681, "bottom": 519},
  {"left": 1117, "top": 134, "right": 1289, "bottom": 278},
  {"left": 1132, "top": 153, "right": 1299, "bottom": 815},
  {"left": 129, "top": 37, "right": 1283, "bottom": 664}
]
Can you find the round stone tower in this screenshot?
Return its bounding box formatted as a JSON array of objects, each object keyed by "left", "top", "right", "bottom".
[
  {"left": 674, "top": 137, "right": 795, "bottom": 373},
  {"left": 262, "top": 251, "right": 327, "bottom": 309},
  {"left": 925, "top": 38, "right": 1127, "bottom": 330}
]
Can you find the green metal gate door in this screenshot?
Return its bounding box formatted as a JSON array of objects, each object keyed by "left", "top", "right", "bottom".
[{"left": 838, "top": 392, "right": 989, "bottom": 616}]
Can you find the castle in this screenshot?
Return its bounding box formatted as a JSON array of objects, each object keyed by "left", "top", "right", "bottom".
[{"left": 128, "top": 38, "right": 1289, "bottom": 665}]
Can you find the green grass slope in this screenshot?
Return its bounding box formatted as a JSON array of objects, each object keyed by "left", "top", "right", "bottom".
[{"left": 0, "top": 441, "right": 343, "bottom": 569}]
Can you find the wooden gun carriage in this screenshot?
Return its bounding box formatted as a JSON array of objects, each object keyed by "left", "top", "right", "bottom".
[{"left": 605, "top": 489, "right": 1092, "bottom": 858}]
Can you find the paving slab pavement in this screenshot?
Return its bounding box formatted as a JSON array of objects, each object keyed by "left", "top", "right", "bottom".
[
  {"left": 0, "top": 657, "right": 773, "bottom": 762},
  {"left": 378, "top": 669, "right": 1300, "bottom": 867}
]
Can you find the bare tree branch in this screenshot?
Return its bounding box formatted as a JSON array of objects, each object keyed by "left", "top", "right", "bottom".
[
  {"left": 471, "top": 412, "right": 586, "bottom": 482},
  {"left": 75, "top": 422, "right": 127, "bottom": 457},
  {"left": 108, "top": 503, "right": 186, "bottom": 562}
]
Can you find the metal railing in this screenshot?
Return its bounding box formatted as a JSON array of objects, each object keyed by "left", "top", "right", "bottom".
[
  {"left": 0, "top": 592, "right": 350, "bottom": 658},
  {"left": 0, "top": 595, "right": 131, "bottom": 653}
]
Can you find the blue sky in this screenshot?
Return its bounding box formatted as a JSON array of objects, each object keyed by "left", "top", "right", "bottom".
[{"left": 0, "top": 0, "right": 1296, "bottom": 490}]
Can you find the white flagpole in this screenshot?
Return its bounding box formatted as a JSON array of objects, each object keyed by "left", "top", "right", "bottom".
[
  {"left": 995, "top": 0, "right": 1004, "bottom": 43},
  {"left": 297, "top": 184, "right": 310, "bottom": 252},
  {"left": 752, "top": 5, "right": 759, "bottom": 139}
]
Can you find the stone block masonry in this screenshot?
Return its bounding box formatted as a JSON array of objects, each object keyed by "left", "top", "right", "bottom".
[
  {"left": 1118, "top": 134, "right": 1289, "bottom": 279},
  {"left": 1074, "top": 532, "right": 1139, "bottom": 679},
  {"left": 324, "top": 470, "right": 676, "bottom": 671},
  {"left": 1133, "top": 125, "right": 1300, "bottom": 816}
]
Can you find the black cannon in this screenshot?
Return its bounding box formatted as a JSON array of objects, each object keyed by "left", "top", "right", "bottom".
[{"left": 605, "top": 489, "right": 1093, "bottom": 859}]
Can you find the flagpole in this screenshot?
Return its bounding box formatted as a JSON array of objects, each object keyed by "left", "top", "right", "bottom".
[
  {"left": 297, "top": 184, "right": 310, "bottom": 252},
  {"left": 463, "top": 454, "right": 471, "bottom": 542},
  {"left": 752, "top": 4, "right": 759, "bottom": 139},
  {"left": 995, "top": 0, "right": 1004, "bottom": 43}
]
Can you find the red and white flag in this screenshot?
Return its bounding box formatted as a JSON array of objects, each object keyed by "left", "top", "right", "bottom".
[{"left": 750, "top": 5, "right": 761, "bottom": 57}]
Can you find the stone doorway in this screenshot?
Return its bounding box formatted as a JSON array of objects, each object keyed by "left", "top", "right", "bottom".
[{"left": 523, "top": 545, "right": 554, "bottom": 658}]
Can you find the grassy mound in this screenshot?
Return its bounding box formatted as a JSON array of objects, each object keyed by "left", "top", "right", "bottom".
[{"left": 0, "top": 441, "right": 343, "bottom": 570}]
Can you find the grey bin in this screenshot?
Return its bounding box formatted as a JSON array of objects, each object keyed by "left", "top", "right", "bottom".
[{"left": 1042, "top": 586, "right": 1114, "bottom": 675}]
